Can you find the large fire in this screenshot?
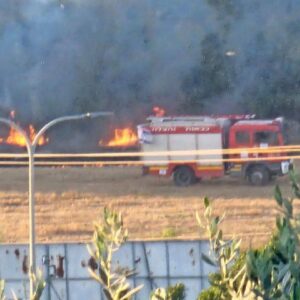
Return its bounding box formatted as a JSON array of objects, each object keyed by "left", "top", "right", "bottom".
[
  {"left": 99, "top": 106, "right": 166, "bottom": 147},
  {"left": 100, "top": 127, "right": 138, "bottom": 147},
  {"left": 5, "top": 125, "right": 48, "bottom": 147},
  {"left": 0, "top": 111, "right": 49, "bottom": 147}
]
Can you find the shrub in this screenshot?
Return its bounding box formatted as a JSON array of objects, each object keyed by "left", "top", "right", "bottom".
[
  {"left": 246, "top": 173, "right": 300, "bottom": 299},
  {"left": 87, "top": 208, "right": 185, "bottom": 300},
  {"left": 166, "top": 283, "right": 185, "bottom": 300},
  {"left": 196, "top": 197, "right": 252, "bottom": 299},
  {"left": 198, "top": 171, "right": 300, "bottom": 300},
  {"left": 197, "top": 285, "right": 222, "bottom": 300},
  {"left": 30, "top": 270, "right": 46, "bottom": 300},
  {"left": 87, "top": 207, "right": 143, "bottom": 300},
  {"left": 151, "top": 283, "right": 185, "bottom": 300},
  {"left": 1, "top": 269, "right": 46, "bottom": 300}
]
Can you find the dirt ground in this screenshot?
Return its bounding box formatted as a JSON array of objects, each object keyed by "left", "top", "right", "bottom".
[{"left": 0, "top": 161, "right": 299, "bottom": 248}]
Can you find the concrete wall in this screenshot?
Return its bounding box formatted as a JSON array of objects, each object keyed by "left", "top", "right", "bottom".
[{"left": 0, "top": 241, "right": 216, "bottom": 300}]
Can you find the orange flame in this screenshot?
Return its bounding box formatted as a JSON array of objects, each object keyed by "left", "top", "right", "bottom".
[
  {"left": 153, "top": 106, "right": 166, "bottom": 117},
  {"left": 4, "top": 125, "right": 49, "bottom": 147},
  {"left": 100, "top": 127, "right": 138, "bottom": 147},
  {"left": 0, "top": 111, "right": 49, "bottom": 147}
]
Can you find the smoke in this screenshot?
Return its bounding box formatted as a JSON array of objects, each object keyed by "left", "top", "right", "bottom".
[
  {"left": 0, "top": 0, "right": 214, "bottom": 123},
  {"left": 224, "top": 0, "right": 300, "bottom": 116},
  {"left": 0, "top": 0, "right": 299, "bottom": 125}
]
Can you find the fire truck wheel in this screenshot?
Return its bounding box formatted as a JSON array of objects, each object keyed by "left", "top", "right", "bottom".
[
  {"left": 247, "top": 165, "right": 270, "bottom": 186},
  {"left": 173, "top": 166, "right": 196, "bottom": 187}
]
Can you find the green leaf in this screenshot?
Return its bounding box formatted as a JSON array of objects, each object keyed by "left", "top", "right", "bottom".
[
  {"left": 290, "top": 171, "right": 300, "bottom": 199},
  {"left": 103, "top": 288, "right": 113, "bottom": 300},
  {"left": 119, "top": 284, "right": 144, "bottom": 300},
  {"left": 246, "top": 251, "right": 257, "bottom": 278},
  {"left": 216, "top": 229, "right": 223, "bottom": 241},
  {"left": 210, "top": 219, "right": 218, "bottom": 238},
  {"left": 196, "top": 212, "right": 203, "bottom": 227},
  {"left": 272, "top": 289, "right": 282, "bottom": 298},
  {"left": 151, "top": 288, "right": 167, "bottom": 300},
  {"left": 281, "top": 270, "right": 291, "bottom": 291},
  {"left": 204, "top": 197, "right": 210, "bottom": 208},
  {"left": 282, "top": 197, "right": 293, "bottom": 217},
  {"left": 293, "top": 286, "right": 300, "bottom": 299},
  {"left": 99, "top": 268, "right": 108, "bottom": 285},
  {"left": 202, "top": 253, "right": 216, "bottom": 266},
  {"left": 274, "top": 185, "right": 283, "bottom": 206}
]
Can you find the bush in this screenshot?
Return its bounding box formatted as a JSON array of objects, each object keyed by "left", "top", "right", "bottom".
[
  {"left": 198, "top": 171, "right": 300, "bottom": 300},
  {"left": 151, "top": 283, "right": 185, "bottom": 300},
  {"left": 1, "top": 270, "right": 46, "bottom": 300},
  {"left": 197, "top": 286, "right": 222, "bottom": 300},
  {"left": 87, "top": 207, "right": 143, "bottom": 300}
]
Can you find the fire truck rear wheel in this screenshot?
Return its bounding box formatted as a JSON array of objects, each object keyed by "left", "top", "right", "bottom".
[
  {"left": 247, "top": 165, "right": 270, "bottom": 186},
  {"left": 173, "top": 166, "right": 196, "bottom": 187}
]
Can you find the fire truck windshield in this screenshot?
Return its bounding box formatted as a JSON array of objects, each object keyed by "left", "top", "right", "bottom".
[{"left": 254, "top": 131, "right": 279, "bottom": 145}]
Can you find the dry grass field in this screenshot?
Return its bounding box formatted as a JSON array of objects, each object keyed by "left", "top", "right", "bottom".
[{"left": 1, "top": 161, "right": 299, "bottom": 248}]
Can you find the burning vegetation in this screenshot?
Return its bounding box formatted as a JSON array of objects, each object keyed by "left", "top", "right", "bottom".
[
  {"left": 99, "top": 106, "right": 166, "bottom": 147},
  {"left": 0, "top": 111, "right": 49, "bottom": 148},
  {"left": 4, "top": 125, "right": 49, "bottom": 147},
  {"left": 0, "top": 106, "right": 167, "bottom": 150},
  {"left": 100, "top": 127, "right": 138, "bottom": 147}
]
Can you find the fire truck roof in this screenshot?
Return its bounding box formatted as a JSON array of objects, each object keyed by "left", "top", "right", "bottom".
[
  {"left": 147, "top": 114, "right": 256, "bottom": 122},
  {"left": 232, "top": 119, "right": 282, "bottom": 128},
  {"left": 147, "top": 116, "right": 213, "bottom": 122},
  {"left": 233, "top": 120, "right": 280, "bottom": 126}
]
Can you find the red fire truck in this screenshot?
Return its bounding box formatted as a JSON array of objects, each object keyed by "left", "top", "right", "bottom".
[{"left": 137, "top": 114, "right": 292, "bottom": 186}]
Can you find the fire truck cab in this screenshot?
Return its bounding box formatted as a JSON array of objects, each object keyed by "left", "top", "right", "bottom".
[{"left": 137, "top": 115, "right": 292, "bottom": 186}]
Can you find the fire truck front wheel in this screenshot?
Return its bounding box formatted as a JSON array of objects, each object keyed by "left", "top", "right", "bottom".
[
  {"left": 173, "top": 166, "right": 196, "bottom": 187},
  {"left": 247, "top": 165, "right": 270, "bottom": 186}
]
